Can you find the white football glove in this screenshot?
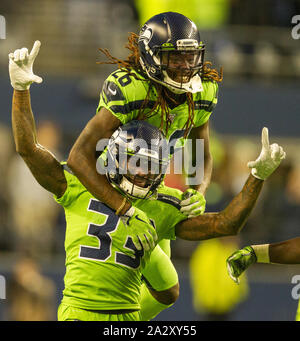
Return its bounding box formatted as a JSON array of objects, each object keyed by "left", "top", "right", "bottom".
[
  {"left": 9, "top": 40, "right": 43, "bottom": 91},
  {"left": 248, "top": 127, "right": 286, "bottom": 180}
]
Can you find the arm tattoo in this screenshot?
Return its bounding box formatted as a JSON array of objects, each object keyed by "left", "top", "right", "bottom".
[
  {"left": 12, "top": 90, "right": 66, "bottom": 197},
  {"left": 176, "top": 174, "right": 264, "bottom": 240}
]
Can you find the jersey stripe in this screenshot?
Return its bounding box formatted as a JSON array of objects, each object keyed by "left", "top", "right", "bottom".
[
  {"left": 157, "top": 193, "right": 181, "bottom": 209},
  {"left": 110, "top": 100, "right": 156, "bottom": 115},
  {"left": 194, "top": 99, "right": 216, "bottom": 112}
]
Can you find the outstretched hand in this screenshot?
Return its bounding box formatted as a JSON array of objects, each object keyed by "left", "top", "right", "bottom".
[
  {"left": 9, "top": 40, "right": 43, "bottom": 90},
  {"left": 248, "top": 127, "right": 286, "bottom": 180}
]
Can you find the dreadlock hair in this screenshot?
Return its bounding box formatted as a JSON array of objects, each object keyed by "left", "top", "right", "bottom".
[{"left": 97, "top": 32, "right": 223, "bottom": 137}]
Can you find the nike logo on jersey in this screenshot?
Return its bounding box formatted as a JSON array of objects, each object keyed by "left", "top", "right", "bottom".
[
  {"left": 135, "top": 215, "right": 148, "bottom": 224},
  {"left": 102, "top": 80, "right": 125, "bottom": 103},
  {"left": 108, "top": 85, "right": 117, "bottom": 95}
]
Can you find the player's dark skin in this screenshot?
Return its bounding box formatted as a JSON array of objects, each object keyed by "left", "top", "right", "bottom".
[
  {"left": 67, "top": 94, "right": 213, "bottom": 215},
  {"left": 12, "top": 89, "right": 264, "bottom": 305},
  {"left": 268, "top": 238, "right": 300, "bottom": 264}
]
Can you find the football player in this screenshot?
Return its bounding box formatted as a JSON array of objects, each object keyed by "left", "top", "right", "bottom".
[
  {"left": 68, "top": 11, "right": 221, "bottom": 219},
  {"left": 10, "top": 12, "right": 222, "bottom": 320},
  {"left": 9, "top": 40, "right": 285, "bottom": 320},
  {"left": 66, "top": 12, "right": 220, "bottom": 319}
]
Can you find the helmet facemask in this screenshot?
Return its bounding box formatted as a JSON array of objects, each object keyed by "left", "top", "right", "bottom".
[
  {"left": 118, "top": 153, "right": 168, "bottom": 199},
  {"left": 157, "top": 45, "right": 205, "bottom": 93}
]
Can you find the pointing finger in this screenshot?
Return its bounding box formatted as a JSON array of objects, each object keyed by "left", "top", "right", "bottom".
[
  {"left": 261, "top": 127, "right": 270, "bottom": 150},
  {"left": 29, "top": 40, "right": 41, "bottom": 62}
]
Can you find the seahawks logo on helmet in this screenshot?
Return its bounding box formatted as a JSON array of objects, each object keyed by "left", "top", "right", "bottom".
[{"left": 138, "top": 25, "right": 153, "bottom": 45}]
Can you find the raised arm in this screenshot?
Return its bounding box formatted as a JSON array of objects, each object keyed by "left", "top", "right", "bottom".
[
  {"left": 67, "top": 107, "right": 131, "bottom": 215},
  {"left": 178, "top": 121, "right": 212, "bottom": 218},
  {"left": 188, "top": 121, "right": 213, "bottom": 195},
  {"left": 176, "top": 127, "right": 286, "bottom": 240},
  {"left": 176, "top": 173, "right": 263, "bottom": 240},
  {"left": 9, "top": 41, "right": 66, "bottom": 198}
]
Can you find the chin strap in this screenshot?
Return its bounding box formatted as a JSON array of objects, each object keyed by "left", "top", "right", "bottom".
[
  {"left": 161, "top": 71, "right": 203, "bottom": 94},
  {"left": 140, "top": 57, "right": 203, "bottom": 94},
  {"left": 119, "top": 177, "right": 150, "bottom": 198}
]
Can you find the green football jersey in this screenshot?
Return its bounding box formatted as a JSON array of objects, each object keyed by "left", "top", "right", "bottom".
[
  {"left": 97, "top": 68, "right": 218, "bottom": 146},
  {"left": 54, "top": 168, "right": 186, "bottom": 311}
]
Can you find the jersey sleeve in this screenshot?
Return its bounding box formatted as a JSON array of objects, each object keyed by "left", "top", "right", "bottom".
[
  {"left": 159, "top": 208, "right": 186, "bottom": 241},
  {"left": 53, "top": 168, "right": 85, "bottom": 208},
  {"left": 97, "top": 70, "right": 144, "bottom": 125},
  {"left": 157, "top": 205, "right": 186, "bottom": 241},
  {"left": 154, "top": 185, "right": 187, "bottom": 241},
  {"left": 193, "top": 80, "right": 219, "bottom": 127}
]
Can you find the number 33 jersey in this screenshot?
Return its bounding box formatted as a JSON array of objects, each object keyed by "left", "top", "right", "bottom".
[{"left": 54, "top": 168, "right": 186, "bottom": 311}]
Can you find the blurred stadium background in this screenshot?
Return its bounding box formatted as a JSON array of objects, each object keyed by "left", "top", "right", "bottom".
[{"left": 0, "top": 0, "right": 300, "bottom": 321}]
